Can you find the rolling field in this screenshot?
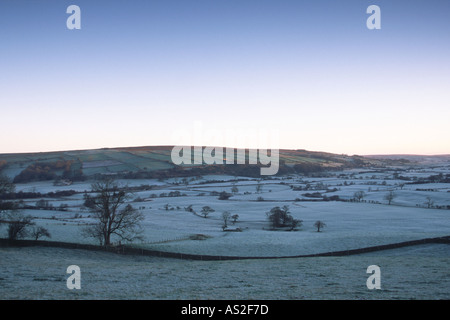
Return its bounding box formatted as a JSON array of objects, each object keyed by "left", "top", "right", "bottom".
[
  {"left": 5, "top": 166, "right": 450, "bottom": 257},
  {"left": 1, "top": 243, "right": 449, "bottom": 299},
  {"left": 1, "top": 157, "right": 449, "bottom": 300}
]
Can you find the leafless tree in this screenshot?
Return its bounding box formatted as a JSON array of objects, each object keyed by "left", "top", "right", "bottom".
[
  {"left": 384, "top": 191, "right": 396, "bottom": 205},
  {"left": 314, "top": 220, "right": 326, "bottom": 232},
  {"left": 222, "top": 211, "right": 231, "bottom": 230},
  {"left": 353, "top": 191, "right": 365, "bottom": 202},
  {"left": 4, "top": 212, "right": 35, "bottom": 240},
  {"left": 82, "top": 178, "right": 144, "bottom": 246},
  {"left": 31, "top": 226, "right": 51, "bottom": 240},
  {"left": 201, "top": 206, "right": 215, "bottom": 218}
]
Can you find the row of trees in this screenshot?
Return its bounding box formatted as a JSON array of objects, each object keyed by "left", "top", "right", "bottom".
[
  {"left": 354, "top": 190, "right": 438, "bottom": 208},
  {"left": 184, "top": 204, "right": 240, "bottom": 230},
  {"left": 13, "top": 161, "right": 84, "bottom": 183},
  {"left": 354, "top": 190, "right": 396, "bottom": 204}
]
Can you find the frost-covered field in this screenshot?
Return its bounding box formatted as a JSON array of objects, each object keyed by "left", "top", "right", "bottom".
[
  {"left": 8, "top": 167, "right": 450, "bottom": 257},
  {"left": 0, "top": 244, "right": 449, "bottom": 299},
  {"left": 1, "top": 165, "right": 450, "bottom": 299},
  {"left": 144, "top": 201, "right": 450, "bottom": 256}
]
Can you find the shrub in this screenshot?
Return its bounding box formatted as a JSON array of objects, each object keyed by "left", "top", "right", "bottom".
[{"left": 218, "top": 192, "right": 232, "bottom": 200}]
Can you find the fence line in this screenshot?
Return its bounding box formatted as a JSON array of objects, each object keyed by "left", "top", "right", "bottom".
[{"left": 1, "top": 236, "right": 449, "bottom": 261}]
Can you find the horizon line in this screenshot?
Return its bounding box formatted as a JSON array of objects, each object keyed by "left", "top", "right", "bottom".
[{"left": 0, "top": 145, "right": 448, "bottom": 158}]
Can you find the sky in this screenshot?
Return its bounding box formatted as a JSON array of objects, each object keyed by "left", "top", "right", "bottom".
[{"left": 0, "top": 0, "right": 449, "bottom": 155}]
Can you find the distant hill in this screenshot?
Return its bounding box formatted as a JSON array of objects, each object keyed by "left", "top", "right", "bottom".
[
  {"left": 0, "top": 146, "right": 433, "bottom": 182},
  {"left": 364, "top": 154, "right": 450, "bottom": 164}
]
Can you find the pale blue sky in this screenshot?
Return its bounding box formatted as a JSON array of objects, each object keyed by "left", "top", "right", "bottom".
[{"left": 0, "top": 0, "right": 449, "bottom": 155}]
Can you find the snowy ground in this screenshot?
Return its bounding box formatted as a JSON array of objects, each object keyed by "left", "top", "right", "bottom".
[{"left": 1, "top": 244, "right": 449, "bottom": 299}]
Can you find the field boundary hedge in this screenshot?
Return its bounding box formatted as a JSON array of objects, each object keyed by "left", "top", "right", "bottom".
[{"left": 1, "top": 236, "right": 449, "bottom": 261}]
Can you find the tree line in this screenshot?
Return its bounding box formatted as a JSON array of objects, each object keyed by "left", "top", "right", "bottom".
[{"left": 13, "top": 160, "right": 84, "bottom": 183}]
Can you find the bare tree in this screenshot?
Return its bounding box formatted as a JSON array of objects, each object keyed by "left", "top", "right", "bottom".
[
  {"left": 353, "top": 191, "right": 365, "bottom": 202},
  {"left": 231, "top": 214, "right": 239, "bottom": 224},
  {"left": 290, "top": 218, "right": 302, "bottom": 231},
  {"left": 222, "top": 211, "right": 231, "bottom": 230},
  {"left": 31, "top": 226, "right": 51, "bottom": 240},
  {"left": 4, "top": 212, "right": 35, "bottom": 240},
  {"left": 82, "top": 178, "right": 144, "bottom": 246},
  {"left": 384, "top": 191, "right": 396, "bottom": 205},
  {"left": 314, "top": 220, "right": 326, "bottom": 232},
  {"left": 201, "top": 206, "right": 215, "bottom": 218},
  {"left": 425, "top": 197, "right": 434, "bottom": 209}
]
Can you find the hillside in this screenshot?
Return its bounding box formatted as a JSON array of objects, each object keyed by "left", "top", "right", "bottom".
[
  {"left": 0, "top": 146, "right": 415, "bottom": 182},
  {"left": 365, "top": 154, "right": 450, "bottom": 165}
]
